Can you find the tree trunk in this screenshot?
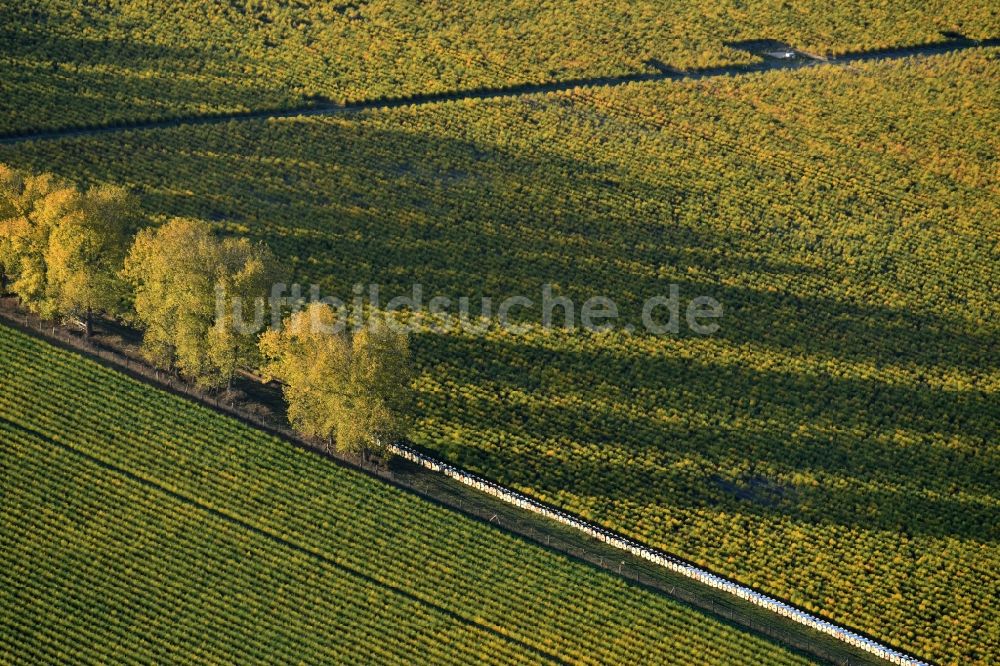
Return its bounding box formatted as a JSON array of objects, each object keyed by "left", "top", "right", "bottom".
[
  {"left": 0, "top": 265, "right": 8, "bottom": 295},
  {"left": 84, "top": 307, "right": 93, "bottom": 338}
]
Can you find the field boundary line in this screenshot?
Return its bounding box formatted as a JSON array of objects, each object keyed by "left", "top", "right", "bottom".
[
  {"left": 0, "top": 37, "right": 996, "bottom": 146},
  {"left": 389, "top": 443, "right": 926, "bottom": 666},
  {"left": 0, "top": 306, "right": 921, "bottom": 665}
]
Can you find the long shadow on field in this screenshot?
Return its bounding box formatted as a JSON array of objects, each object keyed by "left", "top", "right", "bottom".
[
  {"left": 1, "top": 108, "right": 996, "bottom": 547},
  {"left": 0, "top": 26, "right": 295, "bottom": 135},
  {"left": 62, "top": 117, "right": 994, "bottom": 374},
  {"left": 3, "top": 22, "right": 999, "bottom": 143},
  {"left": 416, "top": 333, "right": 999, "bottom": 544}
]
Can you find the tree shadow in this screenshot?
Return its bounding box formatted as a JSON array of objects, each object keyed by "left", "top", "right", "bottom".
[
  {"left": 1, "top": 102, "right": 995, "bottom": 549},
  {"left": 93, "top": 117, "right": 997, "bottom": 374},
  {"left": 0, "top": 28, "right": 298, "bottom": 135},
  {"left": 414, "top": 333, "right": 998, "bottom": 544}
]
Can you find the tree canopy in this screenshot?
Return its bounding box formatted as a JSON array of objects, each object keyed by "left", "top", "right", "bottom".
[
  {"left": 124, "top": 217, "right": 273, "bottom": 388},
  {"left": 44, "top": 183, "right": 138, "bottom": 333},
  {"left": 259, "top": 303, "right": 413, "bottom": 457},
  {"left": 0, "top": 165, "right": 70, "bottom": 312},
  {"left": 0, "top": 164, "right": 137, "bottom": 328}
]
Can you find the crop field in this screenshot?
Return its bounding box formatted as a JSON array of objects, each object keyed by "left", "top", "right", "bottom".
[
  {"left": 2, "top": 1, "right": 998, "bottom": 133},
  {"left": 0, "top": 323, "right": 816, "bottom": 664},
  {"left": 2, "top": 47, "right": 996, "bottom": 664}
]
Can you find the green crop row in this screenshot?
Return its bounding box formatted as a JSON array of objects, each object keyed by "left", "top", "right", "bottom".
[
  {"left": 2, "top": 0, "right": 998, "bottom": 133},
  {"left": 0, "top": 323, "right": 811, "bottom": 665},
  {"left": 2, "top": 49, "right": 996, "bottom": 663}
]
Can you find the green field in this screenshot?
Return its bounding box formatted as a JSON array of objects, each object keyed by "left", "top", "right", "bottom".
[
  {"left": 2, "top": 48, "right": 997, "bottom": 663},
  {"left": 0, "top": 323, "right": 815, "bottom": 664},
  {"left": 2, "top": 0, "right": 998, "bottom": 133}
]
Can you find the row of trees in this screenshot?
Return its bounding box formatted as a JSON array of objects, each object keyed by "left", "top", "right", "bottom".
[
  {"left": 260, "top": 304, "right": 412, "bottom": 456},
  {"left": 0, "top": 164, "right": 411, "bottom": 457},
  {"left": 0, "top": 165, "right": 137, "bottom": 335}
]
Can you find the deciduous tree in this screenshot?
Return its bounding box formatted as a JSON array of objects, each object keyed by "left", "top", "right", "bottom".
[
  {"left": 259, "top": 303, "right": 349, "bottom": 447},
  {"left": 0, "top": 165, "right": 74, "bottom": 314},
  {"left": 45, "top": 184, "right": 138, "bottom": 334},
  {"left": 339, "top": 318, "right": 413, "bottom": 458},
  {"left": 0, "top": 165, "right": 139, "bottom": 330},
  {"left": 259, "top": 304, "right": 412, "bottom": 458},
  {"left": 124, "top": 217, "right": 273, "bottom": 388}
]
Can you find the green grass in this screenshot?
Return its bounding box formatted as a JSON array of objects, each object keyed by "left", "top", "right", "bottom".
[
  {"left": 3, "top": 48, "right": 996, "bottom": 664},
  {"left": 2, "top": 0, "right": 997, "bottom": 133},
  {"left": 0, "top": 323, "right": 813, "bottom": 665}
]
